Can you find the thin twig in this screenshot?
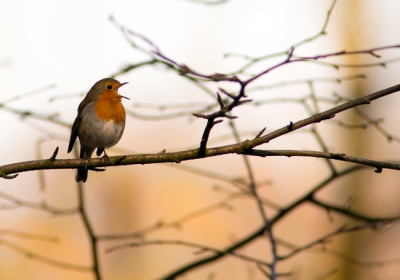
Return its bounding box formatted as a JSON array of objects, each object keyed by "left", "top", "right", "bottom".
[{"left": 77, "top": 181, "right": 101, "bottom": 280}]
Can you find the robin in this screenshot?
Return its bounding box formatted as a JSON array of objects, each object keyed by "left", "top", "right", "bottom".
[{"left": 68, "top": 78, "right": 129, "bottom": 182}]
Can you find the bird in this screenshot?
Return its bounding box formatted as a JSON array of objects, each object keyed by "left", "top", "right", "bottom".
[{"left": 67, "top": 78, "right": 129, "bottom": 182}]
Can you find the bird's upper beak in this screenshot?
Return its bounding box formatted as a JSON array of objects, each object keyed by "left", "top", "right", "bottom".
[{"left": 119, "top": 82, "right": 129, "bottom": 88}]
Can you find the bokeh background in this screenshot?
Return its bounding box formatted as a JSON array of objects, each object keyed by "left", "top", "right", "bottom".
[{"left": 1, "top": 0, "right": 400, "bottom": 279}]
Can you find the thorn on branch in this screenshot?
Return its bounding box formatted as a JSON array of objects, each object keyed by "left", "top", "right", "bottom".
[
  {"left": 219, "top": 88, "right": 237, "bottom": 99},
  {"left": 49, "top": 147, "right": 59, "bottom": 161},
  {"left": 237, "top": 99, "right": 253, "bottom": 106},
  {"left": 254, "top": 127, "right": 266, "bottom": 139},
  {"left": 216, "top": 92, "right": 224, "bottom": 108},
  {"left": 158, "top": 149, "right": 166, "bottom": 154},
  {"left": 369, "top": 51, "right": 381, "bottom": 58},
  {"left": 374, "top": 167, "right": 382, "bottom": 173},
  {"left": 288, "top": 121, "right": 294, "bottom": 131},
  {"left": 192, "top": 112, "right": 209, "bottom": 119},
  {"left": 287, "top": 46, "right": 295, "bottom": 61}
]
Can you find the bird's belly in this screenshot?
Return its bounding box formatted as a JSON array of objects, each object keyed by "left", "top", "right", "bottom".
[{"left": 78, "top": 119, "right": 125, "bottom": 149}]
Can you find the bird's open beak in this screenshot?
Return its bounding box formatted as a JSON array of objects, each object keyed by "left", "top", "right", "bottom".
[{"left": 118, "top": 82, "right": 130, "bottom": 100}]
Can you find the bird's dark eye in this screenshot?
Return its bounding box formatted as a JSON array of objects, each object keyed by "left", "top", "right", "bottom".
[{"left": 107, "top": 85, "right": 112, "bottom": 89}]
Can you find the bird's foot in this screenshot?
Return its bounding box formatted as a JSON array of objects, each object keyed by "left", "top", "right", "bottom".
[
  {"left": 81, "top": 153, "right": 92, "bottom": 170},
  {"left": 99, "top": 150, "right": 110, "bottom": 170}
]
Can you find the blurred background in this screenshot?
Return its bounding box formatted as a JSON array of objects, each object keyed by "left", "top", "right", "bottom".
[{"left": 1, "top": 0, "right": 400, "bottom": 279}]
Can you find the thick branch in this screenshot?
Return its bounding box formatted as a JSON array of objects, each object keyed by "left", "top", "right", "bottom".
[
  {"left": 250, "top": 83, "right": 400, "bottom": 146},
  {"left": 1, "top": 84, "right": 400, "bottom": 178}
]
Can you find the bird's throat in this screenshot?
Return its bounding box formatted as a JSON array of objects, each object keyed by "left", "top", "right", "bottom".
[{"left": 94, "top": 93, "right": 125, "bottom": 124}]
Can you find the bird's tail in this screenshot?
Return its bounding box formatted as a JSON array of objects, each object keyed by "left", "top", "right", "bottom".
[
  {"left": 75, "top": 146, "right": 94, "bottom": 183},
  {"left": 76, "top": 167, "right": 88, "bottom": 182}
]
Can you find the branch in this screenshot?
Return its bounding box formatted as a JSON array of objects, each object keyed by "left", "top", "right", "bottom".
[
  {"left": 245, "top": 44, "right": 400, "bottom": 84},
  {"left": 228, "top": 120, "right": 278, "bottom": 279},
  {"left": 310, "top": 198, "right": 400, "bottom": 222},
  {"left": 0, "top": 238, "right": 91, "bottom": 272},
  {"left": 159, "top": 166, "right": 366, "bottom": 279},
  {"left": 249, "top": 83, "right": 400, "bottom": 146},
  {"left": 77, "top": 181, "right": 101, "bottom": 280},
  {"left": 106, "top": 239, "right": 271, "bottom": 268},
  {"left": 0, "top": 189, "right": 78, "bottom": 215},
  {"left": 245, "top": 150, "right": 400, "bottom": 173},
  {"left": 98, "top": 194, "right": 238, "bottom": 241},
  {"left": 194, "top": 84, "right": 251, "bottom": 157},
  {"left": 1, "top": 84, "right": 400, "bottom": 178},
  {"left": 279, "top": 222, "right": 394, "bottom": 261},
  {"left": 161, "top": 164, "right": 400, "bottom": 279}
]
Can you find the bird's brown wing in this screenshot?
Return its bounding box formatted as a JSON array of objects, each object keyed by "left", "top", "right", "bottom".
[
  {"left": 67, "top": 115, "right": 81, "bottom": 153},
  {"left": 68, "top": 98, "right": 93, "bottom": 153}
]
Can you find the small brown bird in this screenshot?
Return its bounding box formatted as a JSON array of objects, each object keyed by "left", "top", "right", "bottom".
[{"left": 68, "top": 78, "right": 129, "bottom": 182}]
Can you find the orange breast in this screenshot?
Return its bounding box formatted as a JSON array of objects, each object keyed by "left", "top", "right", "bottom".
[{"left": 94, "top": 92, "right": 125, "bottom": 124}]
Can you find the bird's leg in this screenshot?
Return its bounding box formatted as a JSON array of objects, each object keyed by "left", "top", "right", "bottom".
[
  {"left": 97, "top": 147, "right": 110, "bottom": 170},
  {"left": 81, "top": 151, "right": 92, "bottom": 170},
  {"left": 102, "top": 150, "right": 110, "bottom": 167}
]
